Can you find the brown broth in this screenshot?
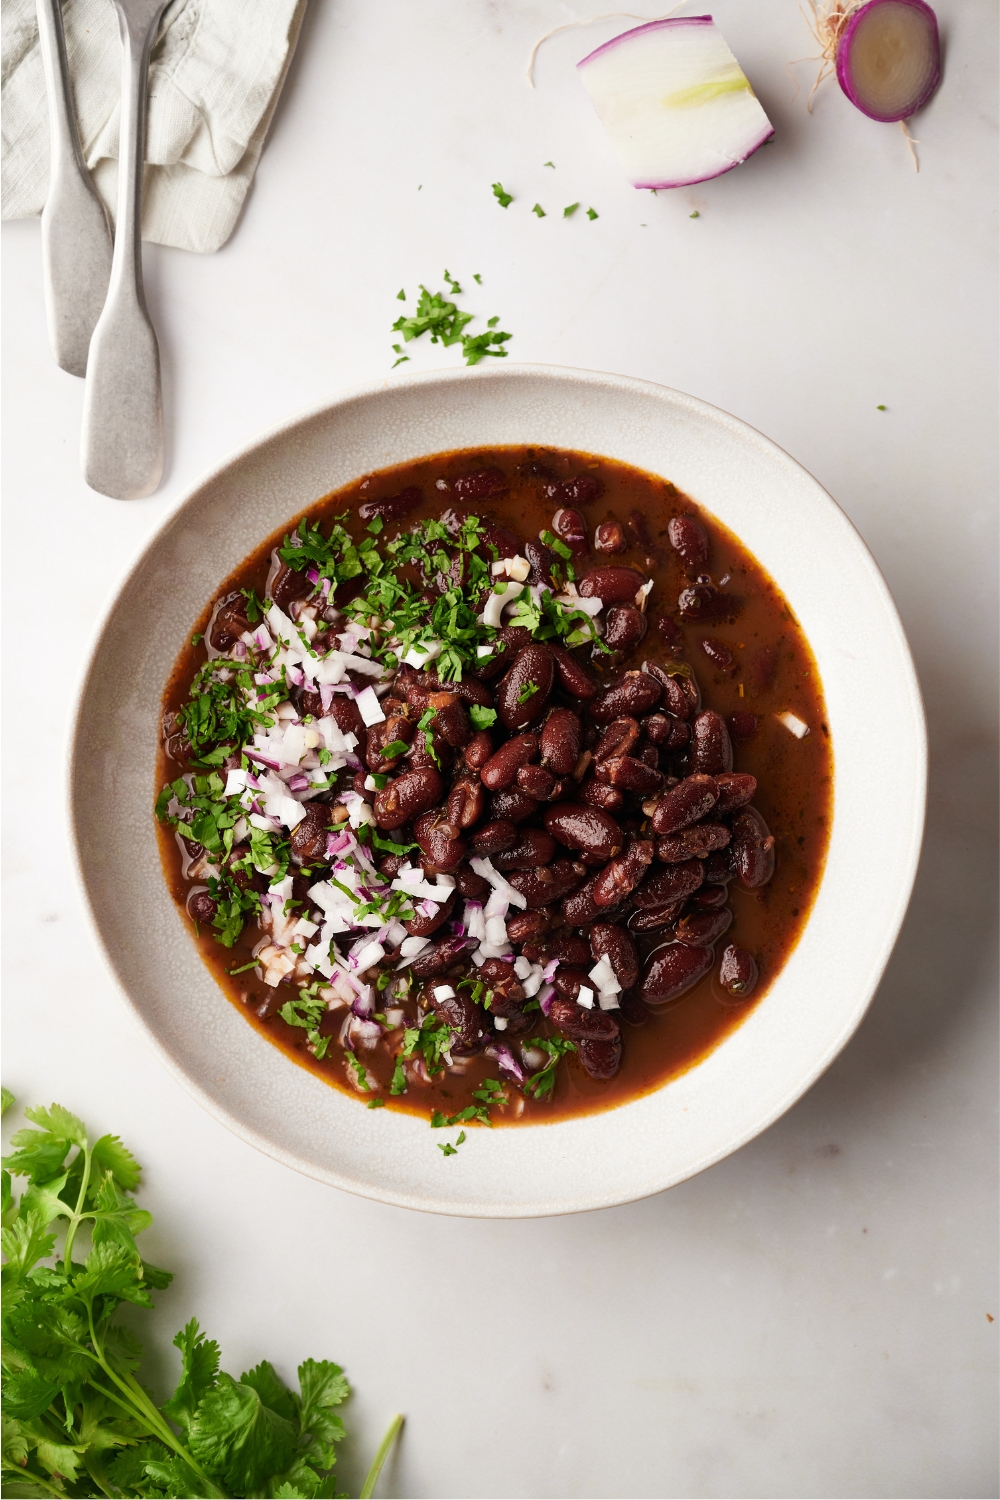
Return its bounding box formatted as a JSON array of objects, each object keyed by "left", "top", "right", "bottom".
[{"left": 157, "top": 446, "right": 832, "bottom": 1127}]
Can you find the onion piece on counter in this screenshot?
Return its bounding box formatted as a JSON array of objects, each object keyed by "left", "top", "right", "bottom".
[
  {"left": 836, "top": 0, "right": 940, "bottom": 121},
  {"left": 577, "top": 16, "right": 774, "bottom": 190}
]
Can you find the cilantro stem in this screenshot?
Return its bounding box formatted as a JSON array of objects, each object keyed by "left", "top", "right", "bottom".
[
  {"left": 61, "top": 1137, "right": 94, "bottom": 1271},
  {"left": 360, "top": 1412, "right": 404, "bottom": 1499},
  {"left": 0, "top": 1466, "right": 66, "bottom": 1498}
]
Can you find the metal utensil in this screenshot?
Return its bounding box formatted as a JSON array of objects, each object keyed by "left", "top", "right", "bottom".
[
  {"left": 81, "top": 0, "right": 167, "bottom": 500},
  {"left": 36, "top": 0, "right": 113, "bottom": 376}
]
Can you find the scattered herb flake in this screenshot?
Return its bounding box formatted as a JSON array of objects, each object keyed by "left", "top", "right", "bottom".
[
  {"left": 563, "top": 202, "right": 580, "bottom": 217},
  {"left": 587, "top": 207, "right": 599, "bottom": 220},
  {"left": 492, "top": 182, "right": 513, "bottom": 208},
  {"left": 531, "top": 203, "right": 546, "bottom": 217}
]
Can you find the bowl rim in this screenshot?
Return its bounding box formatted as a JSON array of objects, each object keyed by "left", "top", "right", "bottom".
[{"left": 66, "top": 362, "right": 927, "bottom": 1216}]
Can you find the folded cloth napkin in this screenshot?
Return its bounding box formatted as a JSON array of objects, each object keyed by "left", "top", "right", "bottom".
[{"left": 2, "top": 0, "right": 306, "bottom": 252}]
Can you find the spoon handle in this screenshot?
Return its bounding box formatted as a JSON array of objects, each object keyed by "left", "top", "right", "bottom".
[
  {"left": 81, "top": 0, "right": 166, "bottom": 500},
  {"left": 36, "top": 0, "right": 113, "bottom": 376}
]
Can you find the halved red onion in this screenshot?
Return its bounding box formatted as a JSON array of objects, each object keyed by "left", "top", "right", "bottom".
[{"left": 837, "top": 0, "right": 940, "bottom": 122}]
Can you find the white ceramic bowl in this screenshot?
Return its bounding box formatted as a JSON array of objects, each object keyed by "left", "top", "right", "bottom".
[{"left": 69, "top": 366, "right": 926, "bottom": 1217}]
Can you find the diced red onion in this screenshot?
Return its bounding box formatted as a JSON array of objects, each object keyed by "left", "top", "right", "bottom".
[
  {"left": 319, "top": 683, "right": 335, "bottom": 712},
  {"left": 232, "top": 641, "right": 247, "bottom": 660},
  {"left": 538, "top": 983, "right": 556, "bottom": 1016},
  {"left": 245, "top": 750, "right": 282, "bottom": 772},
  {"left": 327, "top": 830, "right": 352, "bottom": 857},
  {"left": 307, "top": 567, "right": 320, "bottom": 585},
  {"left": 351, "top": 991, "right": 375, "bottom": 1018},
  {"left": 287, "top": 772, "right": 310, "bottom": 793},
  {"left": 542, "top": 958, "right": 560, "bottom": 980},
  {"left": 485, "top": 1042, "right": 526, "bottom": 1084}
]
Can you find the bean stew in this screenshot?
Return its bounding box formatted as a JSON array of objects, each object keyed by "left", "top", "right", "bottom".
[{"left": 156, "top": 447, "right": 832, "bottom": 1127}]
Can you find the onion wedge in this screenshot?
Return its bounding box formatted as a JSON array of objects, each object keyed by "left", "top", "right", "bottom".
[{"left": 577, "top": 16, "right": 774, "bottom": 190}]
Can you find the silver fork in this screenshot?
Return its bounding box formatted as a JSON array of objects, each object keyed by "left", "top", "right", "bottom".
[
  {"left": 36, "top": 0, "right": 114, "bottom": 376},
  {"left": 81, "top": 0, "right": 167, "bottom": 500}
]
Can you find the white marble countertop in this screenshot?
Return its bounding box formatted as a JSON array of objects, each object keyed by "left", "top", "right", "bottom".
[{"left": 3, "top": 2, "right": 997, "bottom": 1494}]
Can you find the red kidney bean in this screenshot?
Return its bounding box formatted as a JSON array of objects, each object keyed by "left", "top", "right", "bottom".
[
  {"left": 689, "top": 710, "right": 734, "bottom": 775},
  {"left": 480, "top": 733, "right": 540, "bottom": 791},
  {"left": 593, "top": 716, "right": 641, "bottom": 764},
  {"left": 431, "top": 990, "right": 490, "bottom": 1054},
  {"left": 728, "top": 711, "right": 759, "bottom": 741},
  {"left": 655, "top": 823, "right": 731, "bottom": 863},
  {"left": 404, "top": 888, "right": 457, "bottom": 937},
  {"left": 634, "top": 860, "right": 705, "bottom": 908},
  {"left": 471, "top": 819, "right": 519, "bottom": 856},
  {"left": 413, "top": 810, "right": 466, "bottom": 871},
  {"left": 447, "top": 777, "right": 485, "bottom": 829},
  {"left": 518, "top": 764, "right": 556, "bottom": 799},
  {"left": 426, "top": 672, "right": 496, "bottom": 708},
  {"left": 561, "top": 874, "right": 611, "bottom": 927},
  {"left": 549, "top": 643, "right": 598, "bottom": 699},
  {"left": 691, "top": 883, "right": 728, "bottom": 909},
  {"left": 714, "top": 772, "right": 757, "bottom": 813},
  {"left": 651, "top": 774, "right": 720, "bottom": 835},
  {"left": 490, "top": 787, "right": 540, "bottom": 823},
  {"left": 545, "top": 804, "right": 624, "bottom": 861},
  {"left": 577, "top": 1037, "right": 622, "bottom": 1080},
  {"left": 540, "top": 707, "right": 582, "bottom": 777},
  {"left": 700, "top": 637, "right": 737, "bottom": 674},
  {"left": 560, "top": 473, "right": 602, "bottom": 507},
  {"left": 290, "top": 803, "right": 335, "bottom": 862},
  {"left": 731, "top": 807, "right": 776, "bottom": 889},
  {"left": 641, "top": 660, "right": 698, "bottom": 720},
  {"left": 750, "top": 645, "right": 777, "bottom": 692},
  {"left": 427, "top": 692, "right": 472, "bottom": 747},
  {"left": 640, "top": 714, "right": 671, "bottom": 748},
  {"left": 618, "top": 990, "right": 650, "bottom": 1027},
  {"left": 494, "top": 829, "right": 557, "bottom": 870},
  {"left": 453, "top": 864, "right": 490, "bottom": 899},
  {"left": 626, "top": 508, "right": 651, "bottom": 548},
  {"left": 593, "top": 838, "right": 654, "bottom": 907},
  {"left": 549, "top": 997, "right": 621, "bottom": 1041},
  {"left": 453, "top": 467, "right": 508, "bottom": 500},
  {"left": 524, "top": 538, "right": 555, "bottom": 586},
  {"left": 268, "top": 559, "right": 313, "bottom": 611},
  {"left": 473, "top": 625, "right": 533, "bottom": 682},
  {"left": 638, "top": 743, "right": 660, "bottom": 770},
  {"left": 351, "top": 770, "right": 371, "bottom": 797},
  {"left": 552, "top": 507, "right": 588, "bottom": 554},
  {"left": 540, "top": 933, "right": 592, "bottom": 966},
  {"left": 507, "top": 859, "right": 587, "bottom": 909},
  {"left": 553, "top": 968, "right": 591, "bottom": 999},
  {"left": 578, "top": 565, "right": 647, "bottom": 604},
  {"left": 478, "top": 956, "right": 527, "bottom": 1004},
  {"left": 654, "top": 614, "right": 685, "bottom": 651},
  {"left": 719, "top": 943, "right": 759, "bottom": 998},
  {"left": 641, "top": 942, "right": 714, "bottom": 1005},
  {"left": 702, "top": 849, "right": 736, "bottom": 884},
  {"left": 667, "top": 515, "right": 709, "bottom": 573},
  {"left": 678, "top": 583, "right": 740, "bottom": 623},
  {"left": 497, "top": 645, "right": 555, "bottom": 730},
  {"left": 629, "top": 901, "right": 685, "bottom": 933},
  {"left": 675, "top": 906, "right": 732, "bottom": 948},
  {"left": 410, "top": 934, "right": 476, "bottom": 977},
  {"left": 358, "top": 486, "right": 421, "bottom": 523},
  {"left": 579, "top": 779, "right": 626, "bottom": 814},
  {"left": 589, "top": 923, "right": 639, "bottom": 989},
  {"left": 604, "top": 605, "right": 648, "bottom": 653},
  {"left": 595, "top": 521, "right": 625, "bottom": 554},
  {"left": 506, "top": 909, "right": 553, "bottom": 943},
  {"left": 463, "top": 730, "right": 494, "bottom": 769},
  {"left": 600, "top": 756, "right": 663, "bottom": 794},
  {"left": 208, "top": 590, "right": 253, "bottom": 652},
  {"left": 188, "top": 888, "right": 217, "bottom": 923},
  {"left": 590, "top": 671, "right": 662, "bottom": 722},
  {"left": 373, "top": 767, "right": 444, "bottom": 830},
  {"left": 408, "top": 735, "right": 452, "bottom": 773}
]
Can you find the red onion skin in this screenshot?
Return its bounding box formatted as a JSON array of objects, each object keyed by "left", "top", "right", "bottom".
[{"left": 836, "top": 0, "right": 940, "bottom": 123}]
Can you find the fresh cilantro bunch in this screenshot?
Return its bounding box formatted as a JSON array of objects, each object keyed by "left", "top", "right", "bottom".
[
  {"left": 391, "top": 273, "right": 511, "bottom": 368},
  {"left": 0, "top": 1092, "right": 401, "bottom": 1499}
]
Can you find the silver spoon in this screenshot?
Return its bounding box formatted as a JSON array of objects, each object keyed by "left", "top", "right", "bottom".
[
  {"left": 36, "top": 0, "right": 113, "bottom": 376},
  {"left": 81, "top": 0, "right": 167, "bottom": 500}
]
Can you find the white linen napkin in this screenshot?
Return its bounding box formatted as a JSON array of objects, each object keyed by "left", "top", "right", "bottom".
[{"left": 1, "top": 0, "right": 306, "bottom": 252}]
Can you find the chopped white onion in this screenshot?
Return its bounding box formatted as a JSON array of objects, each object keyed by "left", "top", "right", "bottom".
[
  {"left": 479, "top": 590, "right": 508, "bottom": 628},
  {"left": 399, "top": 935, "right": 431, "bottom": 958},
  {"left": 776, "top": 711, "right": 810, "bottom": 739},
  {"left": 433, "top": 984, "right": 456, "bottom": 1001},
  {"left": 354, "top": 686, "right": 386, "bottom": 726},
  {"left": 577, "top": 985, "right": 596, "bottom": 1009}
]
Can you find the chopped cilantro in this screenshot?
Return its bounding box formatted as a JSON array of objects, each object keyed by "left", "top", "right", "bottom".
[
  {"left": 516, "top": 680, "right": 541, "bottom": 704},
  {"left": 397, "top": 287, "right": 406, "bottom": 299},
  {"left": 491, "top": 182, "right": 513, "bottom": 208},
  {"left": 380, "top": 739, "right": 410, "bottom": 759},
  {"left": 540, "top": 527, "right": 573, "bottom": 561},
  {"left": 524, "top": 1036, "right": 576, "bottom": 1100},
  {"left": 228, "top": 958, "right": 260, "bottom": 975},
  {"left": 345, "top": 1051, "right": 373, "bottom": 1091},
  {"left": 191, "top": 632, "right": 203, "bottom": 646},
  {"left": 563, "top": 202, "right": 580, "bottom": 217},
  {"left": 587, "top": 207, "right": 599, "bottom": 220},
  {"left": 368, "top": 1097, "right": 386, "bottom": 1108},
  {"left": 544, "top": 160, "right": 555, "bottom": 167},
  {"left": 469, "top": 704, "right": 497, "bottom": 729},
  {"left": 689, "top": 210, "right": 700, "bottom": 219},
  {"left": 437, "top": 1130, "right": 467, "bottom": 1157},
  {"left": 877, "top": 404, "right": 887, "bottom": 410},
  {"left": 473, "top": 272, "right": 482, "bottom": 283},
  {"left": 531, "top": 203, "right": 546, "bottom": 217}
]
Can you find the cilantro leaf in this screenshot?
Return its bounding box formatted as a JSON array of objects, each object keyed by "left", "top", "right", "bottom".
[
  {"left": 563, "top": 202, "right": 580, "bottom": 217},
  {"left": 531, "top": 203, "right": 546, "bottom": 217},
  {"left": 491, "top": 181, "right": 513, "bottom": 207},
  {"left": 469, "top": 705, "right": 497, "bottom": 729},
  {"left": 162, "top": 1319, "right": 221, "bottom": 1435},
  {"left": 188, "top": 1371, "right": 298, "bottom": 1494}
]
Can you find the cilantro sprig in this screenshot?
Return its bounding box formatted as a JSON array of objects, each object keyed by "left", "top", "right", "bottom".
[
  {"left": 524, "top": 1037, "right": 577, "bottom": 1100},
  {"left": 0, "top": 1094, "right": 402, "bottom": 1498}
]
